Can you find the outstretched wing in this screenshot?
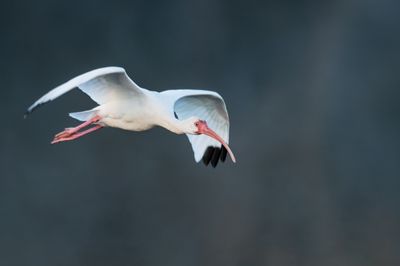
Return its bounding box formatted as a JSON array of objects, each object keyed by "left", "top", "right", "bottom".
[
  {"left": 25, "top": 66, "right": 145, "bottom": 115},
  {"left": 165, "top": 89, "right": 231, "bottom": 167}
]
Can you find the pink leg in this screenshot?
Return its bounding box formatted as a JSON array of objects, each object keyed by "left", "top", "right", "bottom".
[
  {"left": 51, "top": 125, "right": 103, "bottom": 144},
  {"left": 54, "top": 115, "right": 101, "bottom": 139}
]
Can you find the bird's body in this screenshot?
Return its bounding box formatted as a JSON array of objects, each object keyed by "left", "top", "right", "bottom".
[
  {"left": 26, "top": 67, "right": 236, "bottom": 167},
  {"left": 95, "top": 93, "right": 159, "bottom": 132}
]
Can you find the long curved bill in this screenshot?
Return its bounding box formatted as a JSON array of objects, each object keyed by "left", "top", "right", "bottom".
[{"left": 197, "top": 121, "right": 236, "bottom": 163}]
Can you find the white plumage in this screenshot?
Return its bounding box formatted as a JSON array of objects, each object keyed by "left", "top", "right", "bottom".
[{"left": 26, "top": 67, "right": 235, "bottom": 167}]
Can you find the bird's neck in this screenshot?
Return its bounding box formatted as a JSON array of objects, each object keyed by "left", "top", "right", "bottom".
[{"left": 158, "top": 116, "right": 186, "bottom": 135}]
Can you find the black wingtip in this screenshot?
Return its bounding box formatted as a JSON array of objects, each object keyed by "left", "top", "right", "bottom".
[
  {"left": 23, "top": 110, "right": 30, "bottom": 119},
  {"left": 220, "top": 146, "right": 228, "bottom": 162},
  {"left": 24, "top": 101, "right": 47, "bottom": 119},
  {"left": 201, "top": 146, "right": 228, "bottom": 168},
  {"left": 210, "top": 148, "right": 222, "bottom": 168},
  {"left": 202, "top": 146, "right": 213, "bottom": 166}
]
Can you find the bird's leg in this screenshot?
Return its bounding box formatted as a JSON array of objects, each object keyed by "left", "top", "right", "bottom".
[
  {"left": 51, "top": 125, "right": 103, "bottom": 144},
  {"left": 52, "top": 115, "right": 102, "bottom": 143},
  {"left": 54, "top": 115, "right": 101, "bottom": 138}
]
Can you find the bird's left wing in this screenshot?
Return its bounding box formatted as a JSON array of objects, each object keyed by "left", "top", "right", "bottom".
[
  {"left": 164, "top": 90, "right": 231, "bottom": 167},
  {"left": 25, "top": 67, "right": 145, "bottom": 116}
]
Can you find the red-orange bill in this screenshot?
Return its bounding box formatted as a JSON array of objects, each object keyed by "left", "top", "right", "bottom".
[{"left": 197, "top": 121, "right": 236, "bottom": 163}]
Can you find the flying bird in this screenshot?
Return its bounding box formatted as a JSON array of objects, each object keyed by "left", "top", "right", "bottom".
[{"left": 25, "top": 67, "right": 236, "bottom": 167}]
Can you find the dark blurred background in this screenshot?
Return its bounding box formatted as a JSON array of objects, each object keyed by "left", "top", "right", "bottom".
[{"left": 1, "top": 0, "right": 399, "bottom": 265}]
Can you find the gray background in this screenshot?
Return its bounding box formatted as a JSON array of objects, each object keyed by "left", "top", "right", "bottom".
[{"left": 1, "top": 0, "right": 400, "bottom": 265}]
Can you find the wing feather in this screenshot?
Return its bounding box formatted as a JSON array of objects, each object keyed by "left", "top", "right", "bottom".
[
  {"left": 167, "top": 90, "right": 231, "bottom": 166},
  {"left": 26, "top": 66, "right": 144, "bottom": 115}
]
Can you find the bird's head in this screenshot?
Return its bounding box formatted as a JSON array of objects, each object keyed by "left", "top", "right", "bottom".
[
  {"left": 182, "top": 117, "right": 203, "bottom": 135},
  {"left": 182, "top": 117, "right": 214, "bottom": 135},
  {"left": 183, "top": 117, "right": 236, "bottom": 163}
]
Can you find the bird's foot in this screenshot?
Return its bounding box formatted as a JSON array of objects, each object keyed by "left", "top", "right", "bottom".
[
  {"left": 54, "top": 128, "right": 75, "bottom": 139},
  {"left": 51, "top": 135, "right": 73, "bottom": 144}
]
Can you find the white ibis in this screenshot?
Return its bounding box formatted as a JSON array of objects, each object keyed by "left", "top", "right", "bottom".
[{"left": 25, "top": 67, "right": 236, "bottom": 167}]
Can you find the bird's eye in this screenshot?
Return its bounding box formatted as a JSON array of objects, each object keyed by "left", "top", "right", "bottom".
[{"left": 195, "top": 122, "right": 199, "bottom": 126}]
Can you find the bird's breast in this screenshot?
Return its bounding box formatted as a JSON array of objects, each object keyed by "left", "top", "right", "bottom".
[{"left": 100, "top": 116, "right": 155, "bottom": 131}]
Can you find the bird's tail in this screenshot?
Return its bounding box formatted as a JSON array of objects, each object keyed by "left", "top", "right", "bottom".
[{"left": 69, "top": 110, "right": 97, "bottom": 122}]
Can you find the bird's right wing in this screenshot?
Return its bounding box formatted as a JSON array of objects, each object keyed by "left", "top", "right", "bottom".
[
  {"left": 26, "top": 67, "right": 145, "bottom": 115},
  {"left": 163, "top": 89, "right": 231, "bottom": 167}
]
